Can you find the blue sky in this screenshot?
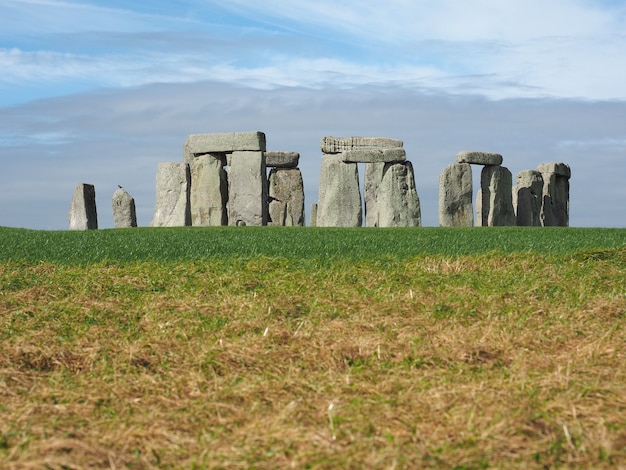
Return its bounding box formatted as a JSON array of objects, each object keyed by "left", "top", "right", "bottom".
[{"left": 1, "top": 0, "right": 626, "bottom": 228}]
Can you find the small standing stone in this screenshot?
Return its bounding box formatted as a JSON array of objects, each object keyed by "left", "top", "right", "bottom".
[
  {"left": 439, "top": 163, "right": 473, "bottom": 227},
  {"left": 112, "top": 187, "right": 137, "bottom": 228},
  {"left": 69, "top": 183, "right": 98, "bottom": 230},
  {"left": 310, "top": 204, "right": 318, "bottom": 227},
  {"left": 268, "top": 168, "right": 305, "bottom": 226}
]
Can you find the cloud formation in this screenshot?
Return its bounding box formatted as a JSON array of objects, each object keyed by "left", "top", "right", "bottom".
[{"left": 0, "top": 0, "right": 625, "bottom": 229}]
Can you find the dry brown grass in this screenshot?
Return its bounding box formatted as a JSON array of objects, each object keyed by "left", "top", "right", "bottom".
[{"left": 1, "top": 251, "right": 626, "bottom": 468}]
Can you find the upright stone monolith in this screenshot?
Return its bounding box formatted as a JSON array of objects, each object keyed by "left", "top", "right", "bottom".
[
  {"left": 268, "top": 168, "right": 305, "bottom": 226},
  {"left": 112, "top": 187, "right": 137, "bottom": 228},
  {"left": 228, "top": 151, "right": 267, "bottom": 226},
  {"left": 151, "top": 162, "right": 191, "bottom": 227},
  {"left": 514, "top": 170, "right": 544, "bottom": 226},
  {"left": 439, "top": 162, "right": 473, "bottom": 227},
  {"left": 376, "top": 161, "right": 421, "bottom": 227},
  {"left": 480, "top": 166, "right": 516, "bottom": 226},
  {"left": 190, "top": 154, "right": 228, "bottom": 226},
  {"left": 538, "top": 162, "right": 571, "bottom": 227},
  {"left": 69, "top": 183, "right": 98, "bottom": 230},
  {"left": 317, "top": 153, "right": 362, "bottom": 227},
  {"left": 364, "top": 162, "right": 385, "bottom": 227}
]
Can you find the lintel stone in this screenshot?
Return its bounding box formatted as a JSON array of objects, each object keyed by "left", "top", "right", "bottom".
[
  {"left": 265, "top": 151, "right": 300, "bottom": 168},
  {"left": 321, "top": 136, "right": 403, "bottom": 154},
  {"left": 456, "top": 151, "right": 503, "bottom": 166},
  {"left": 184, "top": 131, "right": 266, "bottom": 162},
  {"left": 341, "top": 148, "right": 406, "bottom": 164}
]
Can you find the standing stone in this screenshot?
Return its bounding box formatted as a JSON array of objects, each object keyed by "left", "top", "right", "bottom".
[
  {"left": 514, "top": 170, "right": 544, "bottom": 226},
  {"left": 190, "top": 154, "right": 228, "bottom": 226},
  {"left": 310, "top": 203, "right": 318, "bottom": 227},
  {"left": 364, "top": 162, "right": 385, "bottom": 227},
  {"left": 69, "top": 183, "right": 98, "bottom": 230},
  {"left": 151, "top": 162, "right": 191, "bottom": 227},
  {"left": 317, "top": 154, "right": 362, "bottom": 227},
  {"left": 112, "top": 188, "right": 137, "bottom": 228},
  {"left": 268, "top": 168, "right": 305, "bottom": 226},
  {"left": 538, "top": 163, "right": 571, "bottom": 227},
  {"left": 480, "top": 166, "right": 516, "bottom": 226},
  {"left": 228, "top": 151, "right": 267, "bottom": 226},
  {"left": 376, "top": 161, "right": 421, "bottom": 227},
  {"left": 439, "top": 163, "right": 473, "bottom": 227}
]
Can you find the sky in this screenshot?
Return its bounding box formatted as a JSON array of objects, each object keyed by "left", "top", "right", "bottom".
[{"left": 1, "top": 0, "right": 625, "bottom": 229}]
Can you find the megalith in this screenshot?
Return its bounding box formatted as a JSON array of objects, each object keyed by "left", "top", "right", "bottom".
[
  {"left": 321, "top": 136, "right": 403, "bottom": 154},
  {"left": 376, "top": 161, "right": 421, "bottom": 227},
  {"left": 183, "top": 131, "right": 266, "bottom": 163},
  {"left": 228, "top": 151, "right": 268, "bottom": 226},
  {"left": 364, "top": 162, "right": 385, "bottom": 227},
  {"left": 456, "top": 151, "right": 503, "bottom": 166},
  {"left": 479, "top": 166, "right": 516, "bottom": 226},
  {"left": 317, "top": 153, "right": 362, "bottom": 227},
  {"left": 268, "top": 168, "right": 305, "bottom": 226},
  {"left": 112, "top": 187, "right": 137, "bottom": 228},
  {"left": 514, "top": 170, "right": 544, "bottom": 226},
  {"left": 265, "top": 151, "right": 299, "bottom": 169},
  {"left": 151, "top": 162, "right": 191, "bottom": 227},
  {"left": 538, "top": 162, "right": 571, "bottom": 227},
  {"left": 69, "top": 183, "right": 98, "bottom": 230},
  {"left": 190, "top": 154, "right": 228, "bottom": 226},
  {"left": 439, "top": 162, "right": 473, "bottom": 227}
]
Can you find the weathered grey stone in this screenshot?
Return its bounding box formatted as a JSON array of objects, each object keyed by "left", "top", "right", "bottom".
[
  {"left": 310, "top": 203, "right": 318, "bottom": 227},
  {"left": 456, "top": 151, "right": 503, "bottom": 166},
  {"left": 364, "top": 162, "right": 385, "bottom": 227},
  {"left": 151, "top": 162, "right": 191, "bottom": 227},
  {"left": 439, "top": 163, "right": 473, "bottom": 227},
  {"left": 376, "top": 162, "right": 421, "bottom": 227},
  {"left": 342, "top": 148, "right": 406, "bottom": 164},
  {"left": 537, "top": 162, "right": 571, "bottom": 178},
  {"left": 265, "top": 151, "right": 300, "bottom": 168},
  {"left": 316, "top": 154, "right": 362, "bottom": 227},
  {"left": 268, "top": 168, "right": 305, "bottom": 226},
  {"left": 538, "top": 162, "right": 570, "bottom": 227},
  {"left": 183, "top": 131, "right": 266, "bottom": 163},
  {"left": 190, "top": 154, "right": 228, "bottom": 226},
  {"left": 321, "top": 136, "right": 403, "bottom": 154},
  {"left": 479, "top": 166, "right": 516, "bottom": 226},
  {"left": 514, "top": 170, "right": 544, "bottom": 227},
  {"left": 112, "top": 188, "right": 137, "bottom": 228},
  {"left": 227, "top": 151, "right": 267, "bottom": 226},
  {"left": 69, "top": 183, "right": 98, "bottom": 230}
]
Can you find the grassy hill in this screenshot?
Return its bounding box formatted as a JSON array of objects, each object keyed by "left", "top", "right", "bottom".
[{"left": 1, "top": 227, "right": 625, "bottom": 468}]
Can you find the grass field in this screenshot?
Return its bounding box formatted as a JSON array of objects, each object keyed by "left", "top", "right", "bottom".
[{"left": 1, "top": 226, "right": 626, "bottom": 468}]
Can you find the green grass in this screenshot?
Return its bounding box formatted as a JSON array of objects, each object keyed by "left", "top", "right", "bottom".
[
  {"left": 1, "top": 226, "right": 625, "bottom": 264},
  {"left": 1, "top": 226, "right": 626, "bottom": 468}
]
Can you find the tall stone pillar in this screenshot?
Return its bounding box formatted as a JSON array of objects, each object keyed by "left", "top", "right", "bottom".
[
  {"left": 151, "top": 162, "right": 191, "bottom": 227},
  {"left": 69, "top": 183, "right": 98, "bottom": 230},
  {"left": 480, "top": 166, "right": 516, "bottom": 226},
  {"left": 377, "top": 161, "right": 421, "bottom": 227},
  {"left": 317, "top": 153, "right": 362, "bottom": 227},
  {"left": 439, "top": 162, "right": 473, "bottom": 227},
  {"left": 228, "top": 151, "right": 268, "bottom": 226},
  {"left": 190, "top": 154, "right": 228, "bottom": 226},
  {"left": 538, "top": 163, "right": 571, "bottom": 227},
  {"left": 514, "top": 170, "right": 544, "bottom": 226},
  {"left": 364, "top": 162, "right": 385, "bottom": 227},
  {"left": 112, "top": 187, "right": 137, "bottom": 228}
]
